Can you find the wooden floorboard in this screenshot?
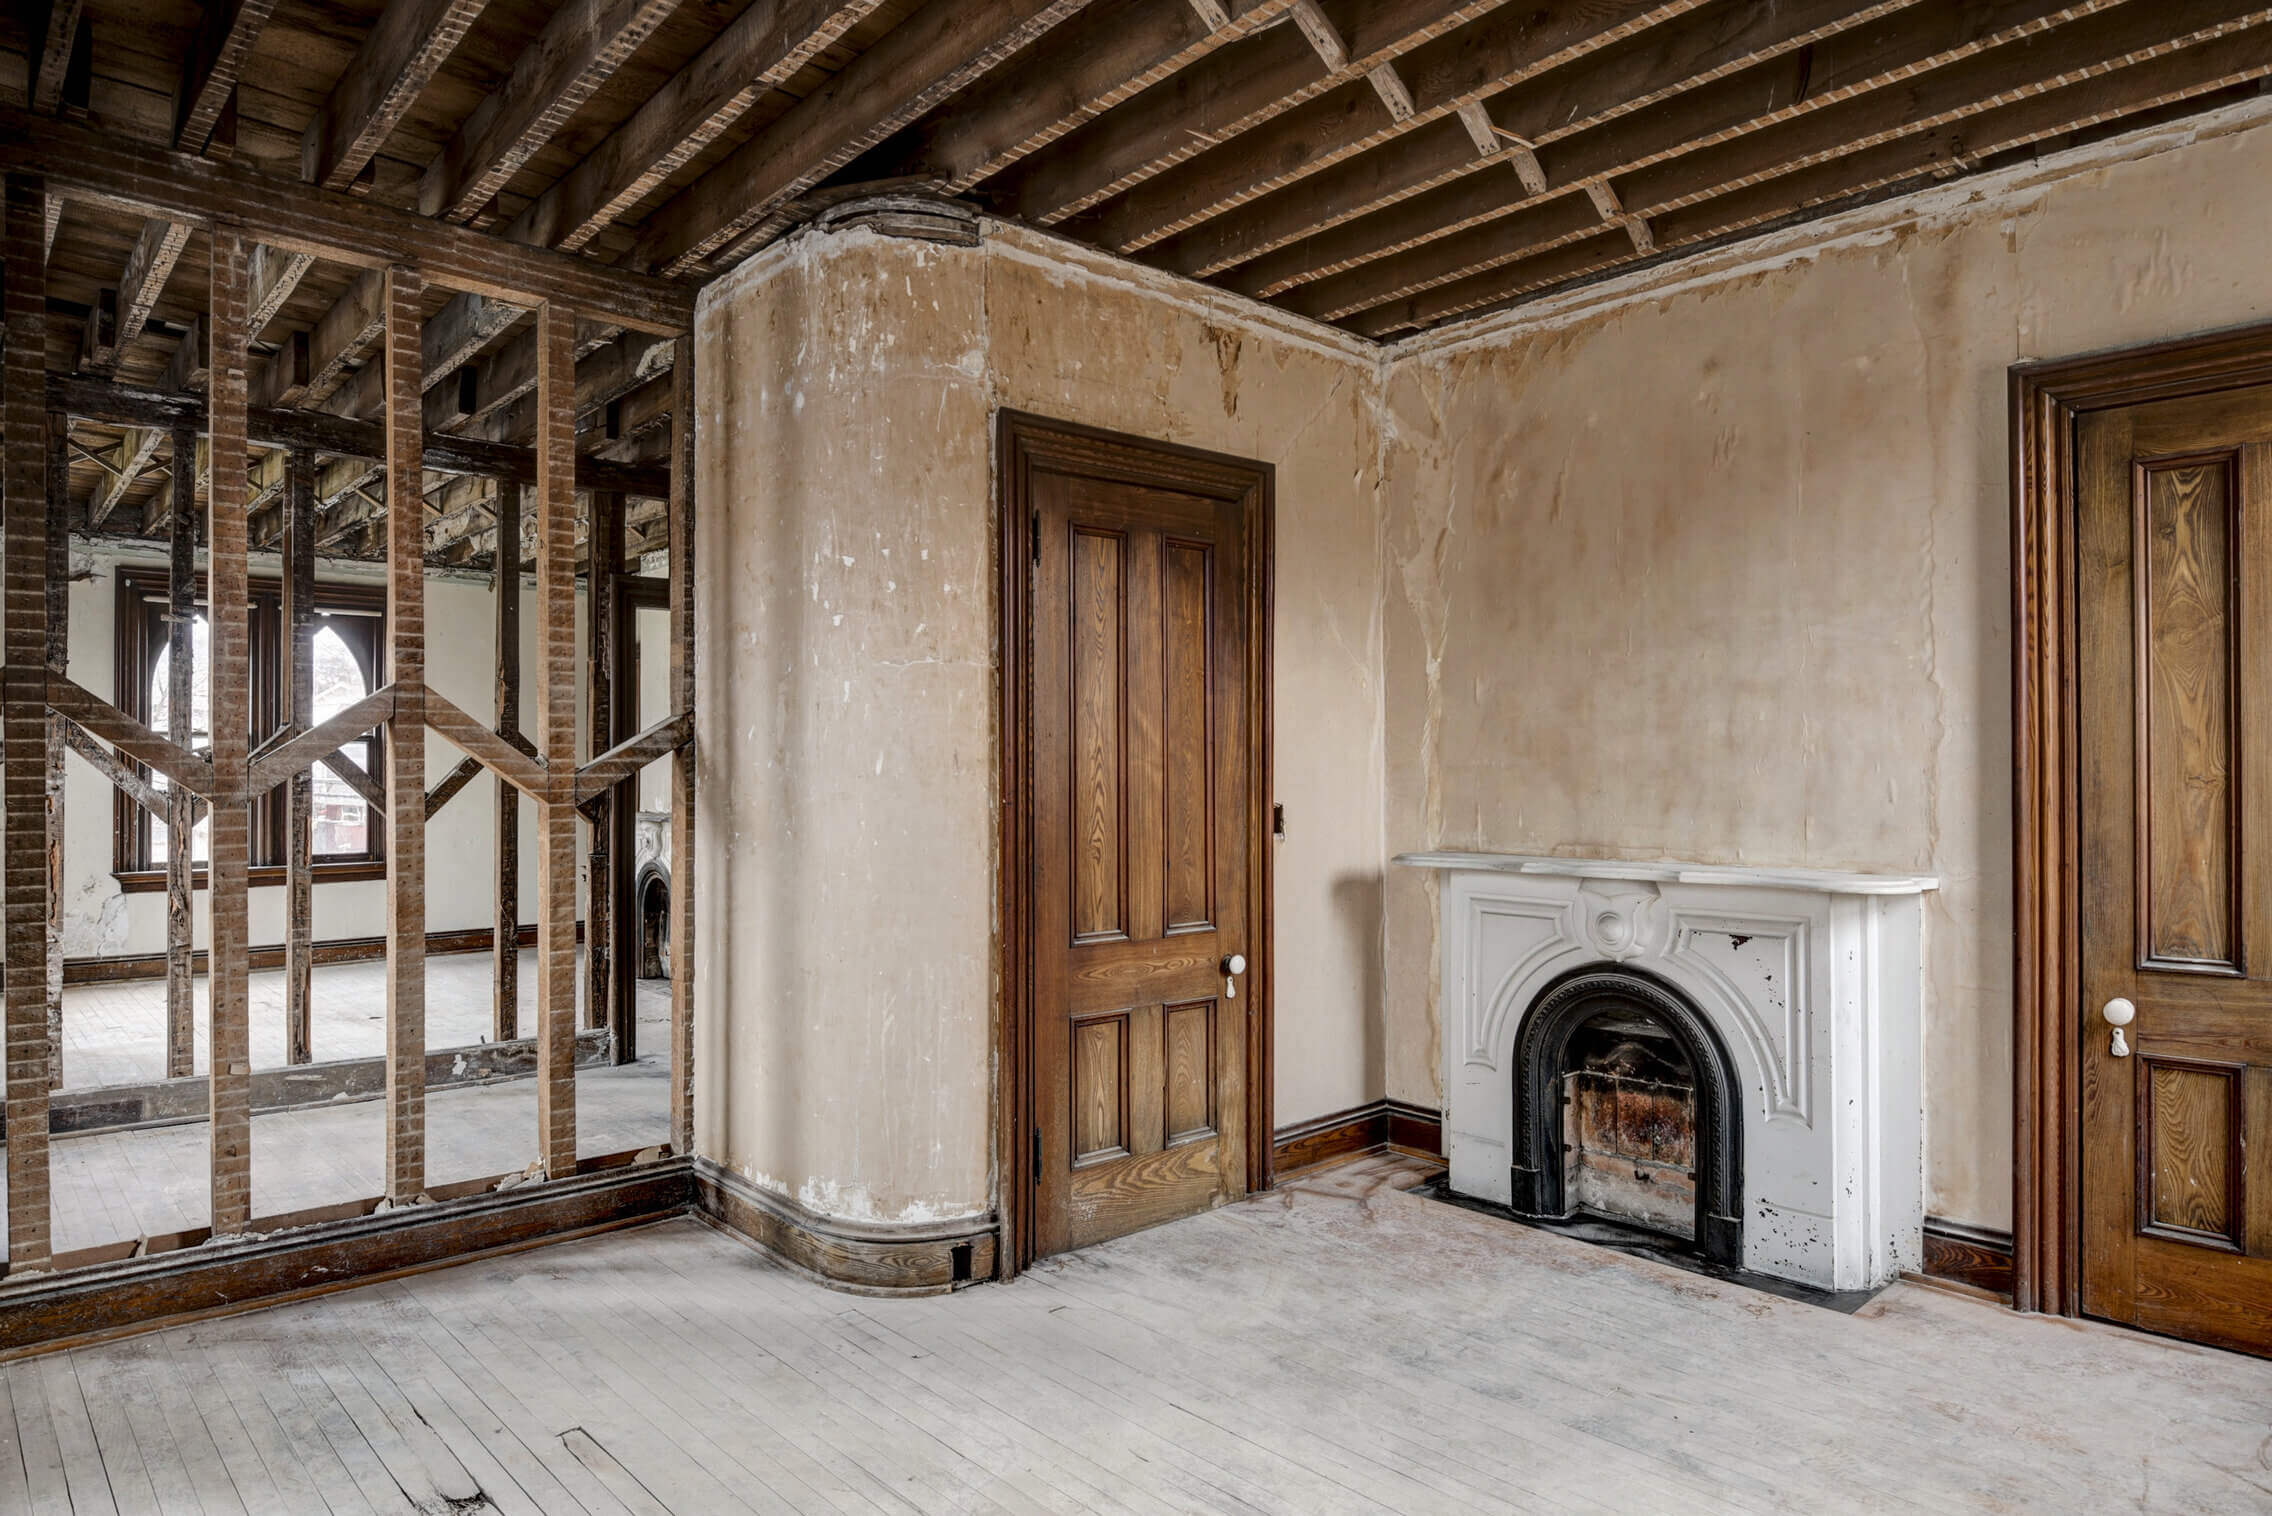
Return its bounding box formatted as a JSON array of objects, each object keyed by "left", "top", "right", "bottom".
[{"left": 26, "top": 1151, "right": 2272, "bottom": 1513}]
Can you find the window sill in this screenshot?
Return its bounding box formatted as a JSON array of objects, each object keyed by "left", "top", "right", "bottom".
[{"left": 113, "top": 861, "right": 388, "bottom": 894}]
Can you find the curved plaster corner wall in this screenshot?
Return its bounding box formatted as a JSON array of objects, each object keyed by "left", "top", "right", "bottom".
[{"left": 689, "top": 214, "right": 1390, "bottom": 1283}]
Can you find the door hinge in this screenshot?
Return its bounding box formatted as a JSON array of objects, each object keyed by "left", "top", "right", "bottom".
[
  {"left": 1031, "top": 511, "right": 1041, "bottom": 565},
  {"left": 1031, "top": 1127, "right": 1043, "bottom": 1183}
]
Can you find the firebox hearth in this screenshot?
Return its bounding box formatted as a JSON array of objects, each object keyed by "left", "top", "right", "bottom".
[{"left": 1396, "top": 852, "right": 1936, "bottom": 1292}]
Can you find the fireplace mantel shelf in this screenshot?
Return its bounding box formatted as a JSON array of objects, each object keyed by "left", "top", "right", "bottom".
[{"left": 1392, "top": 851, "right": 1939, "bottom": 897}]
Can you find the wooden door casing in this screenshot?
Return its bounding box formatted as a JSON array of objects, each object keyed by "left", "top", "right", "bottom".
[
  {"left": 2076, "top": 385, "right": 2272, "bottom": 1355},
  {"left": 998, "top": 413, "right": 1273, "bottom": 1274}
]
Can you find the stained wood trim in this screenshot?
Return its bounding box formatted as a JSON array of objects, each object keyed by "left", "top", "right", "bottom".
[
  {"left": 995, "top": 410, "right": 1273, "bottom": 1278},
  {"left": 0, "top": 1157, "right": 692, "bottom": 1359},
  {"left": 690, "top": 1159, "right": 997, "bottom": 1296},
  {"left": 2010, "top": 316, "right": 2272, "bottom": 1318},
  {"left": 1271, "top": 1097, "right": 1445, "bottom": 1174},
  {"left": 667, "top": 336, "right": 695, "bottom": 1155},
  {"left": 63, "top": 922, "right": 551, "bottom": 984},
  {"left": 1921, "top": 1219, "right": 2018, "bottom": 1298},
  {"left": 0, "top": 109, "right": 692, "bottom": 335}
]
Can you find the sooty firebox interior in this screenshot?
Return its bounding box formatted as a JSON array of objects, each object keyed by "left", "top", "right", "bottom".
[{"left": 1510, "top": 967, "right": 1744, "bottom": 1267}]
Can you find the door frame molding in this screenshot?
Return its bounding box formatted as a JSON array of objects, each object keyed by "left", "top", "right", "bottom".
[
  {"left": 2011, "top": 319, "right": 2272, "bottom": 1316},
  {"left": 995, "top": 410, "right": 1276, "bottom": 1279}
]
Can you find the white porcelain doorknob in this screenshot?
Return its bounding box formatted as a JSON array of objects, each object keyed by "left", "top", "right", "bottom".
[
  {"left": 1222, "top": 953, "right": 1246, "bottom": 999},
  {"left": 2103, "top": 996, "right": 2135, "bottom": 1057}
]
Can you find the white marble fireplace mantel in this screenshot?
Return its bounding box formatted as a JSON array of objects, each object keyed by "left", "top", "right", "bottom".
[{"left": 1394, "top": 851, "right": 1937, "bottom": 1291}]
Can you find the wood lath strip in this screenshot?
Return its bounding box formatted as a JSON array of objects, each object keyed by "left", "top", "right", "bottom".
[
  {"left": 505, "top": 0, "right": 889, "bottom": 256},
  {"left": 640, "top": 0, "right": 1095, "bottom": 274}
]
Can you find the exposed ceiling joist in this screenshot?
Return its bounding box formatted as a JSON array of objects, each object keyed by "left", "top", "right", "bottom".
[{"left": 302, "top": 0, "right": 492, "bottom": 191}]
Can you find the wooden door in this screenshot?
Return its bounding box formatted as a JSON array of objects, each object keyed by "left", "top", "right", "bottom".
[
  {"left": 2078, "top": 384, "right": 2272, "bottom": 1355},
  {"left": 1010, "top": 416, "right": 1267, "bottom": 1262}
]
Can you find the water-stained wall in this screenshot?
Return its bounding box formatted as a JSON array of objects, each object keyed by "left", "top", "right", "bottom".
[
  {"left": 1380, "top": 100, "right": 2272, "bottom": 1231},
  {"left": 693, "top": 221, "right": 1385, "bottom": 1227}
]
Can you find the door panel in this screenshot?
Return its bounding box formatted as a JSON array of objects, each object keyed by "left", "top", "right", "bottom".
[
  {"left": 1028, "top": 451, "right": 1256, "bottom": 1259},
  {"left": 2078, "top": 385, "right": 2272, "bottom": 1354}
]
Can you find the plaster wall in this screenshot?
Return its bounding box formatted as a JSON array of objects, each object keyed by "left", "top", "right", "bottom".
[
  {"left": 1379, "top": 101, "right": 2272, "bottom": 1232},
  {"left": 56, "top": 551, "right": 588, "bottom": 969},
  {"left": 693, "top": 221, "right": 1386, "bottom": 1226}
]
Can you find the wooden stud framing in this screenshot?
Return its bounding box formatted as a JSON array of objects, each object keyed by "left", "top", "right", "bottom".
[
  {"left": 668, "top": 336, "right": 694, "bottom": 1157},
  {"left": 164, "top": 425, "right": 196, "bottom": 1080},
  {"left": 534, "top": 302, "right": 579, "bottom": 1177},
  {"left": 204, "top": 229, "right": 253, "bottom": 1238},
  {"left": 586, "top": 489, "right": 618, "bottom": 1041},
  {"left": 3, "top": 174, "right": 51, "bottom": 1274},
  {"left": 495, "top": 480, "right": 521, "bottom": 1042},
  {"left": 282, "top": 446, "right": 316, "bottom": 1064},
  {"left": 43, "top": 412, "right": 67, "bottom": 1091},
  {"left": 383, "top": 265, "right": 427, "bottom": 1204}
]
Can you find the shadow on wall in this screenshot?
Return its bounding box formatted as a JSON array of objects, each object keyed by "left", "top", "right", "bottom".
[{"left": 1332, "top": 870, "right": 1387, "bottom": 1101}]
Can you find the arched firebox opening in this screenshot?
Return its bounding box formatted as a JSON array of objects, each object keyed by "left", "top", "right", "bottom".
[
  {"left": 636, "top": 864, "right": 671, "bottom": 980},
  {"left": 1508, "top": 965, "right": 1743, "bottom": 1267}
]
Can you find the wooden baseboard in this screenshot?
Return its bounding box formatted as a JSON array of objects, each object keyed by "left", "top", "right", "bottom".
[
  {"left": 0, "top": 1156, "right": 692, "bottom": 1360},
  {"left": 1273, "top": 1098, "right": 1443, "bottom": 1175},
  {"left": 1921, "top": 1218, "right": 2015, "bottom": 1298},
  {"left": 691, "top": 1159, "right": 998, "bottom": 1296},
  {"left": 61, "top": 922, "right": 571, "bottom": 985}
]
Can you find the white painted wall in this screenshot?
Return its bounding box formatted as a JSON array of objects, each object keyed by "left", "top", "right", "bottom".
[{"left": 57, "top": 549, "right": 588, "bottom": 959}]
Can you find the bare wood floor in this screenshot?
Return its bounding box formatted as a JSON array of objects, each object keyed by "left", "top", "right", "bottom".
[
  {"left": 8, "top": 1153, "right": 2271, "bottom": 1514},
  {"left": 62, "top": 954, "right": 655, "bottom": 1091}
]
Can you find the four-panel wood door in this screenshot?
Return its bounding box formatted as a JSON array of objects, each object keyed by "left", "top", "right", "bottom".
[
  {"left": 1025, "top": 437, "right": 1257, "bottom": 1260},
  {"left": 2079, "top": 384, "right": 2272, "bottom": 1355}
]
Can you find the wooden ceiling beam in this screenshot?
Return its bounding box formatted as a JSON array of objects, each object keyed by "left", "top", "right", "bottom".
[
  {"left": 1152, "top": 0, "right": 1910, "bottom": 282},
  {"left": 637, "top": 0, "right": 1095, "bottom": 275},
  {"left": 174, "top": 0, "right": 280, "bottom": 154},
  {"left": 856, "top": 0, "right": 1300, "bottom": 191},
  {"left": 1, "top": 112, "right": 694, "bottom": 334},
  {"left": 1083, "top": 0, "right": 1707, "bottom": 252},
  {"left": 418, "top": 0, "right": 680, "bottom": 223},
  {"left": 981, "top": 12, "right": 1332, "bottom": 223},
  {"left": 48, "top": 374, "right": 670, "bottom": 497},
  {"left": 501, "top": 0, "right": 890, "bottom": 256},
  {"left": 30, "top": 0, "right": 86, "bottom": 115},
  {"left": 302, "top": 0, "right": 494, "bottom": 192},
  {"left": 1611, "top": 0, "right": 2267, "bottom": 216},
  {"left": 1349, "top": 20, "right": 2272, "bottom": 334},
  {"left": 1263, "top": 0, "right": 2153, "bottom": 317}
]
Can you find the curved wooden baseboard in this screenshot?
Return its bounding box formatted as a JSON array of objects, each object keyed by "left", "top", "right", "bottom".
[{"left": 691, "top": 1159, "right": 998, "bottom": 1296}]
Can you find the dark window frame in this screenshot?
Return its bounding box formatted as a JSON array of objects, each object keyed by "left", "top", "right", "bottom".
[{"left": 111, "top": 569, "right": 390, "bottom": 892}]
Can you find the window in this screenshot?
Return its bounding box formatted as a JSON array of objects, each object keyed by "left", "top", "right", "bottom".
[{"left": 113, "top": 571, "right": 388, "bottom": 887}]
